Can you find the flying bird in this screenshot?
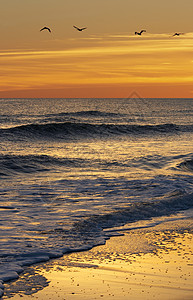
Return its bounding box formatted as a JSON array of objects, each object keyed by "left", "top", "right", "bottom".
[
  {"left": 172, "top": 32, "right": 184, "bottom": 36},
  {"left": 135, "top": 30, "right": 146, "bottom": 35},
  {"left": 73, "top": 25, "right": 87, "bottom": 32},
  {"left": 40, "top": 27, "right": 51, "bottom": 33}
]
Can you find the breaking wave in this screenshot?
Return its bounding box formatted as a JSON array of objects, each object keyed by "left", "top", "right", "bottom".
[{"left": 1, "top": 122, "right": 193, "bottom": 140}]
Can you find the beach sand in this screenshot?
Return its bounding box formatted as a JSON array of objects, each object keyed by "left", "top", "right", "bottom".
[{"left": 3, "top": 218, "right": 193, "bottom": 300}]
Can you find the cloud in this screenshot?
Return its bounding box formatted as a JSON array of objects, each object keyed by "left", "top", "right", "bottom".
[{"left": 1, "top": 32, "right": 193, "bottom": 93}]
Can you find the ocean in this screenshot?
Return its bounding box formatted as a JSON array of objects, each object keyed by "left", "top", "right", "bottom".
[{"left": 0, "top": 97, "right": 193, "bottom": 296}]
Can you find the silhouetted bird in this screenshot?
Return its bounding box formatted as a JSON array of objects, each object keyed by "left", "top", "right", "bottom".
[
  {"left": 40, "top": 27, "right": 51, "bottom": 33},
  {"left": 172, "top": 32, "right": 184, "bottom": 36},
  {"left": 73, "top": 25, "right": 87, "bottom": 32},
  {"left": 135, "top": 30, "right": 146, "bottom": 35}
]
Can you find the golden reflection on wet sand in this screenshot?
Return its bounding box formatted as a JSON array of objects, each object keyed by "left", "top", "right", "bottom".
[{"left": 4, "top": 219, "right": 193, "bottom": 300}]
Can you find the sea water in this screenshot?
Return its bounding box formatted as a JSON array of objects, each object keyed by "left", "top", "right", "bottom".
[{"left": 0, "top": 97, "right": 193, "bottom": 296}]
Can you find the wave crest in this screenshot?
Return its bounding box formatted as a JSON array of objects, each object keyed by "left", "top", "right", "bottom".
[
  {"left": 178, "top": 158, "right": 193, "bottom": 173},
  {"left": 0, "top": 154, "right": 84, "bottom": 176},
  {"left": 73, "top": 191, "right": 193, "bottom": 234}
]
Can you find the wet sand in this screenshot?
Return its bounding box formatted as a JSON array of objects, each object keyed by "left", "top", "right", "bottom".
[{"left": 3, "top": 218, "right": 193, "bottom": 300}]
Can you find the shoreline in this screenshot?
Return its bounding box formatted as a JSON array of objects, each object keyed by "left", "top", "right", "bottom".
[{"left": 2, "top": 217, "right": 193, "bottom": 300}]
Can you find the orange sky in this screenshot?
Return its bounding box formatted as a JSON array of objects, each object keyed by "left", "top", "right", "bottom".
[{"left": 1, "top": 0, "right": 193, "bottom": 98}]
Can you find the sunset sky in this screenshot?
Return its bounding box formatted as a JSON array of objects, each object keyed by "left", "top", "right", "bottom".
[{"left": 1, "top": 0, "right": 193, "bottom": 98}]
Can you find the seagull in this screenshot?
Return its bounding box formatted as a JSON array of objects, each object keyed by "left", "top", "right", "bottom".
[
  {"left": 172, "top": 32, "right": 184, "bottom": 36},
  {"left": 135, "top": 30, "right": 146, "bottom": 35},
  {"left": 40, "top": 26, "right": 51, "bottom": 33},
  {"left": 73, "top": 25, "right": 87, "bottom": 32}
]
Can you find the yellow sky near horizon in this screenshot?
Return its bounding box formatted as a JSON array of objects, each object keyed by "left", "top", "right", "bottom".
[{"left": 1, "top": 0, "right": 193, "bottom": 98}]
